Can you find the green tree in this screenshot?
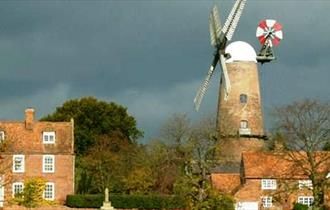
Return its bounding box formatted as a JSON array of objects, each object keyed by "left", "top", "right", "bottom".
[{"left": 41, "top": 96, "right": 143, "bottom": 155}]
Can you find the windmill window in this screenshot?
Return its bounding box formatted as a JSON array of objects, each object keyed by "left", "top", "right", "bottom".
[
  {"left": 240, "top": 94, "right": 248, "bottom": 104},
  {"left": 0, "top": 131, "right": 4, "bottom": 141},
  {"left": 240, "top": 120, "right": 248, "bottom": 129}
]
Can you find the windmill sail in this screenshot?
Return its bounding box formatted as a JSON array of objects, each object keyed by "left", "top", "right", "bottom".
[
  {"left": 219, "top": 54, "right": 231, "bottom": 100},
  {"left": 221, "top": 0, "right": 247, "bottom": 41},
  {"left": 194, "top": 55, "right": 219, "bottom": 111},
  {"left": 210, "top": 5, "right": 222, "bottom": 42}
]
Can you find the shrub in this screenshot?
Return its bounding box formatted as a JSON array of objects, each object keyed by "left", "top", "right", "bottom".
[
  {"left": 12, "top": 177, "right": 56, "bottom": 208},
  {"left": 66, "top": 194, "right": 186, "bottom": 209},
  {"left": 293, "top": 203, "right": 309, "bottom": 210}
]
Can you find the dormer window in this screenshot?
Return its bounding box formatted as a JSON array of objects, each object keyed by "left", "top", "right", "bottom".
[
  {"left": 240, "top": 94, "right": 248, "bottom": 104},
  {"left": 43, "top": 131, "right": 55, "bottom": 144}
]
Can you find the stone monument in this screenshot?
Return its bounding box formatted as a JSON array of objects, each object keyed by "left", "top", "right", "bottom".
[{"left": 100, "top": 188, "right": 115, "bottom": 210}]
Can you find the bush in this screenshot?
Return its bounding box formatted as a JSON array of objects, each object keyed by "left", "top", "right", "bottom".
[
  {"left": 66, "top": 194, "right": 186, "bottom": 209},
  {"left": 12, "top": 177, "right": 56, "bottom": 208},
  {"left": 293, "top": 203, "right": 309, "bottom": 210}
]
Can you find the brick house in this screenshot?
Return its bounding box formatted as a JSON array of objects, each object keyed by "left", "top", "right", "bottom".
[
  {"left": 0, "top": 108, "right": 75, "bottom": 207},
  {"left": 212, "top": 151, "right": 330, "bottom": 210}
]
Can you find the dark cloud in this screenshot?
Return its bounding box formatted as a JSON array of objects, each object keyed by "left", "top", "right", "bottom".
[{"left": 0, "top": 1, "right": 328, "bottom": 141}]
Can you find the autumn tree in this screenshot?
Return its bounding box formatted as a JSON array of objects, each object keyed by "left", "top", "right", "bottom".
[
  {"left": 41, "top": 96, "right": 143, "bottom": 155},
  {"left": 153, "top": 113, "right": 233, "bottom": 209},
  {"left": 273, "top": 99, "right": 330, "bottom": 209},
  {"left": 77, "top": 131, "right": 147, "bottom": 194}
]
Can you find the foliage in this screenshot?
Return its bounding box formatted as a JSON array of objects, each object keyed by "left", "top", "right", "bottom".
[
  {"left": 273, "top": 99, "right": 330, "bottom": 208},
  {"left": 66, "top": 194, "right": 187, "bottom": 209},
  {"left": 76, "top": 132, "right": 150, "bottom": 194},
  {"left": 12, "top": 177, "right": 54, "bottom": 208},
  {"left": 41, "top": 96, "right": 143, "bottom": 155},
  {"left": 122, "top": 166, "right": 155, "bottom": 195},
  {"left": 293, "top": 203, "right": 309, "bottom": 210},
  {"left": 160, "top": 113, "right": 227, "bottom": 209}
]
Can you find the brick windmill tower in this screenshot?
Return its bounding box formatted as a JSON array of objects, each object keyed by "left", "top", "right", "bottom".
[{"left": 194, "top": 0, "right": 283, "bottom": 167}]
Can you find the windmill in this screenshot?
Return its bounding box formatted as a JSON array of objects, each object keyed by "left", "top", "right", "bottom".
[
  {"left": 193, "top": 0, "right": 247, "bottom": 111},
  {"left": 256, "top": 19, "right": 283, "bottom": 63}
]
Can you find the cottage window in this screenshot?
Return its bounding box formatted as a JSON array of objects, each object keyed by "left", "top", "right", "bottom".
[
  {"left": 12, "top": 182, "right": 24, "bottom": 197},
  {"left": 262, "top": 196, "right": 272, "bottom": 208},
  {"left": 261, "top": 179, "right": 277, "bottom": 190},
  {"left": 13, "top": 155, "right": 25, "bottom": 173},
  {"left": 240, "top": 94, "right": 248, "bottom": 104},
  {"left": 0, "top": 131, "right": 4, "bottom": 141},
  {"left": 43, "top": 155, "right": 55, "bottom": 173},
  {"left": 298, "top": 196, "right": 314, "bottom": 206},
  {"left": 43, "top": 131, "right": 55, "bottom": 144},
  {"left": 43, "top": 182, "right": 55, "bottom": 200},
  {"left": 298, "top": 180, "right": 313, "bottom": 189}
]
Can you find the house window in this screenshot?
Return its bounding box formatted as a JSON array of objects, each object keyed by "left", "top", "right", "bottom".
[
  {"left": 261, "top": 179, "right": 277, "bottom": 190},
  {"left": 298, "top": 196, "right": 314, "bottom": 206},
  {"left": 240, "top": 94, "right": 248, "bottom": 104},
  {"left": 240, "top": 120, "right": 248, "bottom": 129},
  {"left": 0, "top": 131, "right": 4, "bottom": 141},
  {"left": 262, "top": 196, "right": 272, "bottom": 208},
  {"left": 43, "top": 131, "right": 55, "bottom": 144},
  {"left": 298, "top": 180, "right": 313, "bottom": 189},
  {"left": 13, "top": 155, "right": 25, "bottom": 173},
  {"left": 12, "top": 182, "right": 24, "bottom": 197},
  {"left": 43, "top": 155, "right": 55, "bottom": 173},
  {"left": 43, "top": 182, "right": 55, "bottom": 200}
]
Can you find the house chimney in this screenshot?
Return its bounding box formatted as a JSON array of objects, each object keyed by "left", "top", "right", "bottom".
[{"left": 25, "top": 108, "right": 35, "bottom": 130}]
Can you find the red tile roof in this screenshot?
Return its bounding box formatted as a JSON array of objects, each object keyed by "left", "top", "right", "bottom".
[
  {"left": 211, "top": 173, "right": 241, "bottom": 194},
  {"left": 242, "top": 151, "right": 330, "bottom": 179}
]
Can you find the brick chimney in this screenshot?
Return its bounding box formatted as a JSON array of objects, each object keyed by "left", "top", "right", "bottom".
[{"left": 25, "top": 108, "right": 35, "bottom": 130}]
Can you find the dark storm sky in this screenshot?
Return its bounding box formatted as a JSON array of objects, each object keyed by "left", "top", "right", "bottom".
[{"left": 0, "top": 1, "right": 329, "bottom": 141}]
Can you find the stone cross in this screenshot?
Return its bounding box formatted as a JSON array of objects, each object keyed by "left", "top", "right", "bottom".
[{"left": 105, "top": 188, "right": 109, "bottom": 202}]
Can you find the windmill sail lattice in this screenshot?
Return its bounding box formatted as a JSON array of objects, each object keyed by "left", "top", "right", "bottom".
[{"left": 194, "top": 0, "right": 246, "bottom": 111}]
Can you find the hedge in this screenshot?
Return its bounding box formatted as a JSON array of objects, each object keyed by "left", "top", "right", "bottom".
[{"left": 66, "top": 194, "right": 186, "bottom": 209}]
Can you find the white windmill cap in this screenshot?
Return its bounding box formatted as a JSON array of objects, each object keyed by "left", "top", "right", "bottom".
[{"left": 225, "top": 41, "right": 257, "bottom": 63}]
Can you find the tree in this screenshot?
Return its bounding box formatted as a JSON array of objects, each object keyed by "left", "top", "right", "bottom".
[
  {"left": 41, "top": 96, "right": 143, "bottom": 155},
  {"left": 273, "top": 99, "right": 330, "bottom": 209},
  {"left": 77, "top": 132, "right": 144, "bottom": 194},
  {"left": 155, "top": 113, "right": 233, "bottom": 209}
]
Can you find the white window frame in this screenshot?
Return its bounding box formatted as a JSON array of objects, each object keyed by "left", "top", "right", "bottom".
[
  {"left": 261, "top": 179, "right": 277, "bottom": 190},
  {"left": 298, "top": 196, "right": 314, "bottom": 206},
  {"left": 43, "top": 155, "right": 55, "bottom": 173},
  {"left": 43, "top": 182, "right": 55, "bottom": 201},
  {"left": 0, "top": 131, "right": 4, "bottom": 141},
  {"left": 262, "top": 196, "right": 272, "bottom": 208},
  {"left": 12, "top": 182, "right": 24, "bottom": 197},
  {"left": 13, "top": 155, "right": 25, "bottom": 173},
  {"left": 298, "top": 180, "right": 313, "bottom": 189},
  {"left": 43, "top": 131, "right": 55, "bottom": 144},
  {"left": 240, "top": 120, "right": 248, "bottom": 129}
]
